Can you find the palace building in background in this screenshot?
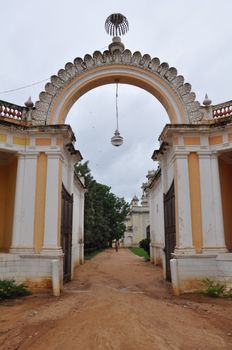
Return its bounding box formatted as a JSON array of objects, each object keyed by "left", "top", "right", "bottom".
[{"left": 123, "top": 194, "right": 149, "bottom": 247}]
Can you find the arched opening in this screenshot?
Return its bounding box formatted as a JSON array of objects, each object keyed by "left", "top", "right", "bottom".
[
  {"left": 66, "top": 83, "right": 169, "bottom": 199},
  {"left": 47, "top": 69, "right": 186, "bottom": 125},
  {"left": 65, "top": 83, "right": 168, "bottom": 257}
]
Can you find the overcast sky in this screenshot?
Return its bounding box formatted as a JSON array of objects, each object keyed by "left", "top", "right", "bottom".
[{"left": 1, "top": 0, "right": 232, "bottom": 202}]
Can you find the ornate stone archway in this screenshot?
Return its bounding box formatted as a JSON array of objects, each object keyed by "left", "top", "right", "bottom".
[{"left": 32, "top": 46, "right": 203, "bottom": 125}]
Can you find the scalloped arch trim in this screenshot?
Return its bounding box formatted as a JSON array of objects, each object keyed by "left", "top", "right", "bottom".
[{"left": 32, "top": 49, "right": 203, "bottom": 125}]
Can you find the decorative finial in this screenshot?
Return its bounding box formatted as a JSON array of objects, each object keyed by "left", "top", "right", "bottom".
[
  {"left": 132, "top": 195, "right": 139, "bottom": 201},
  {"left": 105, "top": 13, "right": 129, "bottom": 37},
  {"left": 24, "top": 96, "right": 34, "bottom": 108},
  {"left": 141, "top": 194, "right": 148, "bottom": 206},
  {"left": 203, "top": 93, "right": 212, "bottom": 106},
  {"left": 131, "top": 195, "right": 139, "bottom": 206}
]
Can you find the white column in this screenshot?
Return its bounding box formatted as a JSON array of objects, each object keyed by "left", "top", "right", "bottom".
[
  {"left": 72, "top": 189, "right": 79, "bottom": 246},
  {"left": 68, "top": 159, "right": 74, "bottom": 194},
  {"left": 211, "top": 154, "right": 226, "bottom": 248},
  {"left": 149, "top": 243, "right": 154, "bottom": 263},
  {"left": 11, "top": 152, "right": 38, "bottom": 252},
  {"left": 43, "top": 152, "right": 63, "bottom": 253},
  {"left": 199, "top": 153, "right": 215, "bottom": 248},
  {"left": 174, "top": 153, "right": 194, "bottom": 252},
  {"left": 149, "top": 190, "right": 155, "bottom": 244},
  {"left": 160, "top": 156, "right": 168, "bottom": 194},
  {"left": 79, "top": 190, "right": 85, "bottom": 264},
  {"left": 79, "top": 191, "right": 83, "bottom": 239},
  {"left": 199, "top": 153, "right": 226, "bottom": 252}
]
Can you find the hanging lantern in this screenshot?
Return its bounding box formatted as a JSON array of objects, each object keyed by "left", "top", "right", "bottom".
[
  {"left": 111, "top": 129, "right": 123, "bottom": 147},
  {"left": 111, "top": 83, "right": 124, "bottom": 147}
]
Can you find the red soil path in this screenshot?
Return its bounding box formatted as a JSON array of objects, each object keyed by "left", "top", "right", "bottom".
[{"left": 1, "top": 248, "right": 232, "bottom": 349}]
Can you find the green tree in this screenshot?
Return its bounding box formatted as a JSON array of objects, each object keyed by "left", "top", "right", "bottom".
[{"left": 75, "top": 161, "right": 129, "bottom": 252}]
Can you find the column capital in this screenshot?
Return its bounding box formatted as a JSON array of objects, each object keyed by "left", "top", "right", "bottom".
[
  {"left": 210, "top": 152, "right": 219, "bottom": 160},
  {"left": 197, "top": 151, "right": 212, "bottom": 159},
  {"left": 45, "top": 151, "right": 64, "bottom": 161},
  {"left": 173, "top": 151, "right": 190, "bottom": 160},
  {"left": 17, "top": 151, "right": 39, "bottom": 159}
]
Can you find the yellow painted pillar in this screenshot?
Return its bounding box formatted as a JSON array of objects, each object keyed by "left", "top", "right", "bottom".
[
  {"left": 34, "top": 153, "right": 47, "bottom": 253},
  {"left": 188, "top": 152, "right": 203, "bottom": 253}
]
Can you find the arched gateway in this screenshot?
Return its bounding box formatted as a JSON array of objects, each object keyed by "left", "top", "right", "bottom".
[{"left": 0, "top": 14, "right": 232, "bottom": 296}]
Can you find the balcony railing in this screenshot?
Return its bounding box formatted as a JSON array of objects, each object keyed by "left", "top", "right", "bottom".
[
  {"left": 0, "top": 100, "right": 25, "bottom": 121},
  {"left": 212, "top": 100, "right": 232, "bottom": 119}
]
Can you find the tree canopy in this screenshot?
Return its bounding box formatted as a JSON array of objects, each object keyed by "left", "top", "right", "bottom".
[{"left": 75, "top": 162, "right": 130, "bottom": 252}]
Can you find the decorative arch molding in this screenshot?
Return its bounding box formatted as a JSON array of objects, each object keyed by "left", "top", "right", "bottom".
[{"left": 32, "top": 49, "right": 203, "bottom": 125}]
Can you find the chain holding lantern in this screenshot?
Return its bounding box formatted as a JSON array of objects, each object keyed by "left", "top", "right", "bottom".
[{"left": 111, "top": 82, "right": 123, "bottom": 147}]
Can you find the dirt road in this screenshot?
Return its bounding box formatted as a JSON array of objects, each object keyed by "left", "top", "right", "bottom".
[{"left": 1, "top": 249, "right": 232, "bottom": 350}]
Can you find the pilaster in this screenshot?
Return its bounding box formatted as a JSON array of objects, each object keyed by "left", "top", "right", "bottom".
[
  {"left": 199, "top": 152, "right": 227, "bottom": 253},
  {"left": 42, "top": 152, "right": 63, "bottom": 254},
  {"left": 10, "top": 152, "right": 38, "bottom": 253},
  {"left": 173, "top": 152, "right": 194, "bottom": 253},
  {"left": 80, "top": 191, "right": 85, "bottom": 241}
]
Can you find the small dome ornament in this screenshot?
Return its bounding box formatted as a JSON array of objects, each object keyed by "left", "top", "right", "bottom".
[
  {"left": 203, "top": 93, "right": 212, "bottom": 106},
  {"left": 131, "top": 195, "right": 139, "bottom": 207},
  {"left": 24, "top": 96, "right": 34, "bottom": 108}
]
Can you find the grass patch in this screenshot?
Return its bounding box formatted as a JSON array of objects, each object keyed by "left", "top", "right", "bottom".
[
  {"left": 0, "top": 279, "right": 31, "bottom": 301},
  {"left": 199, "top": 278, "right": 232, "bottom": 298},
  {"left": 84, "top": 249, "right": 104, "bottom": 261},
  {"left": 202, "top": 278, "right": 226, "bottom": 297},
  {"left": 128, "top": 247, "right": 150, "bottom": 261}
]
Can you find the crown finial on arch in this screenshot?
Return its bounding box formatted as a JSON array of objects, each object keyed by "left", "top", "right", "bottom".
[{"left": 105, "top": 13, "right": 129, "bottom": 37}]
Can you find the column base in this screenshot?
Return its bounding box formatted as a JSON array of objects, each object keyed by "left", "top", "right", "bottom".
[
  {"left": 174, "top": 247, "right": 196, "bottom": 255},
  {"left": 170, "top": 251, "right": 232, "bottom": 294},
  {"left": 41, "top": 247, "right": 64, "bottom": 256},
  {"left": 9, "top": 247, "right": 35, "bottom": 254},
  {"left": 202, "top": 247, "right": 228, "bottom": 254}
]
